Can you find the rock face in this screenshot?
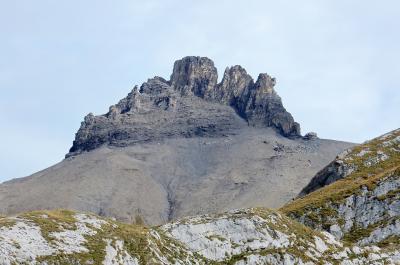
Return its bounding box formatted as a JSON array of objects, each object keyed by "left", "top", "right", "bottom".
[
  {"left": 170, "top": 56, "right": 218, "bottom": 97},
  {"left": 282, "top": 128, "right": 400, "bottom": 246},
  {"left": 205, "top": 65, "right": 253, "bottom": 106},
  {"left": 1, "top": 208, "right": 399, "bottom": 265},
  {"left": 68, "top": 56, "right": 300, "bottom": 157},
  {"left": 68, "top": 75, "right": 244, "bottom": 156}
]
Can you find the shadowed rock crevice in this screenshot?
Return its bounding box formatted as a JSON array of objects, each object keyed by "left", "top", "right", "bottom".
[{"left": 68, "top": 56, "right": 301, "bottom": 157}]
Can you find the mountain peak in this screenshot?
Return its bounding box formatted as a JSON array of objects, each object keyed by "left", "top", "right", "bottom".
[
  {"left": 67, "top": 56, "right": 301, "bottom": 157},
  {"left": 170, "top": 56, "right": 218, "bottom": 97},
  {"left": 255, "top": 73, "right": 276, "bottom": 93}
]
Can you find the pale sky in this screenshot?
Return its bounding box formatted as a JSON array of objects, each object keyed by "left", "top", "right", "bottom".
[{"left": 1, "top": 0, "right": 399, "bottom": 182}]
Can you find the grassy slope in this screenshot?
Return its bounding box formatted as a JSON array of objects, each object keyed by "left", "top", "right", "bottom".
[
  {"left": 2, "top": 208, "right": 394, "bottom": 264},
  {"left": 0, "top": 209, "right": 199, "bottom": 265},
  {"left": 281, "top": 128, "right": 400, "bottom": 244}
]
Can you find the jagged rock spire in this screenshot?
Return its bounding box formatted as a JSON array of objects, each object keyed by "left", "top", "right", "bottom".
[
  {"left": 67, "top": 56, "right": 301, "bottom": 157},
  {"left": 169, "top": 56, "right": 300, "bottom": 137},
  {"left": 244, "top": 73, "right": 300, "bottom": 136},
  {"left": 170, "top": 56, "right": 218, "bottom": 97},
  {"left": 208, "top": 65, "right": 254, "bottom": 107}
]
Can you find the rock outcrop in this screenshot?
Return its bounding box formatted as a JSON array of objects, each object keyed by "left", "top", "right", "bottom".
[
  {"left": 68, "top": 75, "right": 245, "bottom": 157},
  {"left": 1, "top": 208, "right": 399, "bottom": 265},
  {"left": 244, "top": 73, "right": 300, "bottom": 136},
  {"left": 282, "top": 128, "right": 400, "bottom": 247},
  {"left": 304, "top": 132, "right": 318, "bottom": 140},
  {"left": 68, "top": 56, "right": 300, "bottom": 157},
  {"left": 170, "top": 56, "right": 218, "bottom": 97}
]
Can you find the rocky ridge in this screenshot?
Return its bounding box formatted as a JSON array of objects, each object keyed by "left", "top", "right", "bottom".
[
  {"left": 1, "top": 208, "right": 399, "bottom": 265},
  {"left": 282, "top": 128, "right": 400, "bottom": 247},
  {"left": 68, "top": 56, "right": 300, "bottom": 157}
]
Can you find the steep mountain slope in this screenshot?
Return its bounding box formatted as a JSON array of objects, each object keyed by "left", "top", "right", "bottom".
[
  {"left": 0, "top": 56, "right": 353, "bottom": 225},
  {"left": 1, "top": 208, "right": 399, "bottom": 264},
  {"left": 282, "top": 128, "right": 400, "bottom": 247}
]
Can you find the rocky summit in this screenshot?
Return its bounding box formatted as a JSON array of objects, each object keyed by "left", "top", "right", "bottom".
[
  {"left": 0, "top": 56, "right": 352, "bottom": 225},
  {"left": 68, "top": 56, "right": 300, "bottom": 157}
]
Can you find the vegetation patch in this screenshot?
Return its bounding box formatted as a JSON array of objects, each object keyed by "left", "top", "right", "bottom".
[
  {"left": 0, "top": 217, "right": 17, "bottom": 228},
  {"left": 21, "top": 209, "right": 77, "bottom": 242}
]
